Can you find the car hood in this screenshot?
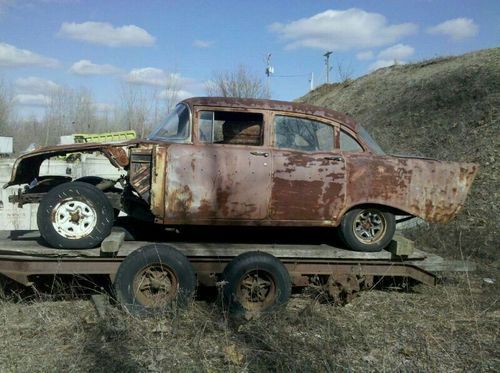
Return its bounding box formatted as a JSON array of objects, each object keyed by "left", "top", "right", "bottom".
[{"left": 3, "top": 140, "right": 157, "bottom": 188}]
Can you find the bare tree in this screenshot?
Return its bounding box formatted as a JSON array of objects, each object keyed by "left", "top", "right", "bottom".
[
  {"left": 119, "top": 83, "right": 155, "bottom": 138},
  {"left": 45, "top": 86, "right": 72, "bottom": 145},
  {"left": 336, "top": 60, "right": 354, "bottom": 83},
  {"left": 206, "top": 65, "right": 270, "bottom": 99},
  {"left": 0, "top": 78, "right": 13, "bottom": 136},
  {"left": 73, "top": 87, "right": 97, "bottom": 132},
  {"left": 161, "top": 73, "right": 182, "bottom": 113}
]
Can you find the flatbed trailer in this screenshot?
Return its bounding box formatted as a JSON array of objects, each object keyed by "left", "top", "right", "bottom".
[{"left": 0, "top": 230, "right": 475, "bottom": 315}]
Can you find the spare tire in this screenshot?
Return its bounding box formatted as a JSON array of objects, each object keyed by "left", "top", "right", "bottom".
[{"left": 37, "top": 182, "right": 115, "bottom": 249}]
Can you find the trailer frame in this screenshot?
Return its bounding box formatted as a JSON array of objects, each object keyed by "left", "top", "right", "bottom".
[{"left": 0, "top": 231, "right": 474, "bottom": 290}]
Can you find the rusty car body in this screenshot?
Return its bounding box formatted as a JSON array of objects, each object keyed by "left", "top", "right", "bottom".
[{"left": 4, "top": 97, "right": 478, "bottom": 251}]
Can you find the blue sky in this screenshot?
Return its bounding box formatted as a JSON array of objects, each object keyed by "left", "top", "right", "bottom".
[{"left": 0, "top": 0, "right": 498, "bottom": 119}]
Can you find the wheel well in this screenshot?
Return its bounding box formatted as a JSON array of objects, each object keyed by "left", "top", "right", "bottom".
[{"left": 341, "top": 204, "right": 413, "bottom": 220}]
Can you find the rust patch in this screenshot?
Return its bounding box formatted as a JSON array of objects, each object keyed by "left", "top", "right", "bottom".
[
  {"left": 103, "top": 146, "right": 129, "bottom": 167},
  {"left": 270, "top": 150, "right": 346, "bottom": 222},
  {"left": 129, "top": 151, "right": 152, "bottom": 200},
  {"left": 167, "top": 185, "right": 194, "bottom": 221},
  {"left": 343, "top": 153, "right": 478, "bottom": 223}
]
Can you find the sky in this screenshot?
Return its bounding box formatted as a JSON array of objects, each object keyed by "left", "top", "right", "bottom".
[{"left": 0, "top": 0, "right": 499, "bottom": 120}]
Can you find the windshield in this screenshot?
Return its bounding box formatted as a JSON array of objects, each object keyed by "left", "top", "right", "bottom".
[
  {"left": 147, "top": 103, "right": 190, "bottom": 142},
  {"left": 358, "top": 125, "right": 385, "bottom": 155}
]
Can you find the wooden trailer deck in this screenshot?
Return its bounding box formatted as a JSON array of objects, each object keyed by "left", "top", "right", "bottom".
[{"left": 0, "top": 230, "right": 475, "bottom": 289}]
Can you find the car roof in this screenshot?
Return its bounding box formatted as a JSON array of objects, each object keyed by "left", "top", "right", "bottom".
[{"left": 181, "top": 97, "right": 358, "bottom": 131}]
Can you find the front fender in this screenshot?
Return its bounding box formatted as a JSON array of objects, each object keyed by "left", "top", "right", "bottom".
[{"left": 3, "top": 142, "right": 134, "bottom": 189}]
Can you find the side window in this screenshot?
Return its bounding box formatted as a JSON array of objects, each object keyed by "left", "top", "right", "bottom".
[
  {"left": 274, "top": 115, "right": 333, "bottom": 152},
  {"left": 199, "top": 111, "right": 263, "bottom": 146},
  {"left": 340, "top": 130, "right": 363, "bottom": 152}
]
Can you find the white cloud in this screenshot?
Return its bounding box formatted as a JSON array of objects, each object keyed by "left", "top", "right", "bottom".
[
  {"left": 92, "top": 102, "right": 115, "bottom": 112},
  {"left": 125, "top": 67, "right": 180, "bottom": 86},
  {"left": 368, "top": 59, "right": 407, "bottom": 72},
  {"left": 13, "top": 93, "right": 51, "bottom": 106},
  {"left": 0, "top": 42, "right": 59, "bottom": 68},
  {"left": 159, "top": 89, "right": 193, "bottom": 101},
  {"left": 15, "top": 76, "right": 60, "bottom": 93},
  {"left": 70, "top": 59, "right": 121, "bottom": 75},
  {"left": 366, "top": 44, "right": 414, "bottom": 72},
  {"left": 125, "top": 67, "right": 204, "bottom": 101},
  {"left": 270, "top": 8, "right": 417, "bottom": 51},
  {"left": 377, "top": 43, "right": 414, "bottom": 60},
  {"left": 193, "top": 39, "right": 213, "bottom": 48},
  {"left": 356, "top": 50, "right": 374, "bottom": 60},
  {"left": 427, "top": 18, "right": 478, "bottom": 41},
  {"left": 58, "top": 21, "right": 155, "bottom": 47}
]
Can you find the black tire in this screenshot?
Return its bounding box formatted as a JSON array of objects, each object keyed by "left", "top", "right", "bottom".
[
  {"left": 339, "top": 207, "right": 396, "bottom": 252},
  {"left": 222, "top": 251, "right": 291, "bottom": 316},
  {"left": 74, "top": 176, "right": 106, "bottom": 185},
  {"left": 37, "top": 182, "right": 115, "bottom": 249},
  {"left": 74, "top": 176, "right": 122, "bottom": 217},
  {"left": 114, "top": 244, "right": 196, "bottom": 315}
]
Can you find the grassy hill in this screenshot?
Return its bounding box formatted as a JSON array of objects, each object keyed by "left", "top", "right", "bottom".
[{"left": 299, "top": 47, "right": 500, "bottom": 262}]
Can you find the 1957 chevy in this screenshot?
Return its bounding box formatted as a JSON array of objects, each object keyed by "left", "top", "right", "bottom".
[{"left": 4, "top": 97, "right": 478, "bottom": 251}]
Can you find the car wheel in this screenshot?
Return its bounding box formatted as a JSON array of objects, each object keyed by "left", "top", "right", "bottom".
[
  {"left": 114, "top": 244, "right": 196, "bottom": 315},
  {"left": 222, "top": 251, "right": 291, "bottom": 316},
  {"left": 37, "top": 182, "right": 115, "bottom": 249},
  {"left": 74, "top": 176, "right": 122, "bottom": 217},
  {"left": 339, "top": 207, "right": 396, "bottom": 252}
]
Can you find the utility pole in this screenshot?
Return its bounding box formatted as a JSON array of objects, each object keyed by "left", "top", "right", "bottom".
[
  {"left": 323, "top": 51, "right": 333, "bottom": 83},
  {"left": 309, "top": 72, "right": 314, "bottom": 91},
  {"left": 265, "top": 53, "right": 274, "bottom": 93}
]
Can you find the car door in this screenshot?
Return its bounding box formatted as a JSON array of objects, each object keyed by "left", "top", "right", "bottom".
[
  {"left": 163, "top": 108, "right": 272, "bottom": 222},
  {"left": 270, "top": 114, "right": 346, "bottom": 223}
]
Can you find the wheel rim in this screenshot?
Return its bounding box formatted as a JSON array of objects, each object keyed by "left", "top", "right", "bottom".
[
  {"left": 352, "top": 209, "right": 387, "bottom": 244},
  {"left": 236, "top": 270, "right": 277, "bottom": 312},
  {"left": 133, "top": 264, "right": 178, "bottom": 308},
  {"left": 52, "top": 199, "right": 97, "bottom": 239}
]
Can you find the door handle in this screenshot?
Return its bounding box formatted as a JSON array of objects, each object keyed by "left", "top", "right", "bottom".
[
  {"left": 324, "top": 156, "right": 343, "bottom": 162},
  {"left": 250, "top": 151, "right": 269, "bottom": 157}
]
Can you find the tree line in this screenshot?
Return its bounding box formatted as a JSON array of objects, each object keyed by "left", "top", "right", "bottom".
[{"left": 0, "top": 65, "right": 269, "bottom": 154}]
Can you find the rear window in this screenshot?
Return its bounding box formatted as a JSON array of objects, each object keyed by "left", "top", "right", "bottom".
[
  {"left": 274, "top": 115, "right": 334, "bottom": 152},
  {"left": 340, "top": 130, "right": 363, "bottom": 152}
]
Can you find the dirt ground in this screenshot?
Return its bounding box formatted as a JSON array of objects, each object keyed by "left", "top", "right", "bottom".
[{"left": 0, "top": 265, "right": 498, "bottom": 372}]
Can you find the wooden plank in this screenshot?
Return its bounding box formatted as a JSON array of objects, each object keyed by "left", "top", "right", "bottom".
[
  {"left": 386, "top": 235, "right": 415, "bottom": 257},
  {"left": 408, "top": 252, "right": 477, "bottom": 272},
  {"left": 100, "top": 231, "right": 125, "bottom": 254},
  {"left": 0, "top": 231, "right": 428, "bottom": 261},
  {"left": 116, "top": 242, "right": 428, "bottom": 261},
  {"left": 91, "top": 294, "right": 110, "bottom": 318}
]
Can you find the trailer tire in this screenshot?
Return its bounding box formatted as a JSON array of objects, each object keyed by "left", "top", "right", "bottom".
[
  {"left": 339, "top": 207, "right": 396, "bottom": 252},
  {"left": 114, "top": 244, "right": 196, "bottom": 316},
  {"left": 222, "top": 251, "right": 291, "bottom": 316},
  {"left": 37, "top": 182, "right": 115, "bottom": 249}
]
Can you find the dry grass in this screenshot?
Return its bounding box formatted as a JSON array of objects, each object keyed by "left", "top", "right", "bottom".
[{"left": 1, "top": 270, "right": 498, "bottom": 372}]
